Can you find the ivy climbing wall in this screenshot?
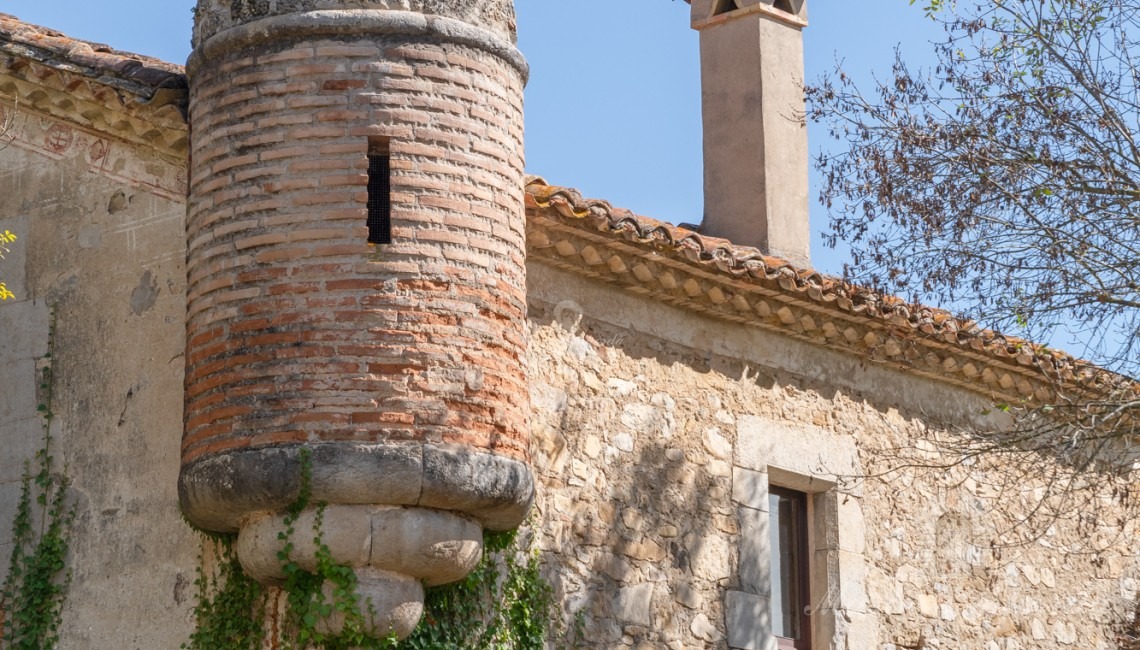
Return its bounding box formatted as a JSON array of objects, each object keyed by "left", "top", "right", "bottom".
[{"left": 0, "top": 113, "right": 196, "bottom": 648}]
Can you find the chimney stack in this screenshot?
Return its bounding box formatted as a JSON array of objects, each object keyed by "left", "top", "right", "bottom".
[{"left": 690, "top": 0, "right": 810, "bottom": 267}]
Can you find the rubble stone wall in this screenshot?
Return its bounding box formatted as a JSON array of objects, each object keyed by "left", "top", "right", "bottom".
[{"left": 526, "top": 262, "right": 1139, "bottom": 650}]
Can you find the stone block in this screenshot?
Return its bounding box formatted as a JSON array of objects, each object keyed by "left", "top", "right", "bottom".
[
  {"left": 0, "top": 417, "right": 41, "bottom": 481},
  {"left": 725, "top": 590, "right": 775, "bottom": 650},
  {"left": 811, "top": 606, "right": 839, "bottom": 649},
  {"left": 843, "top": 610, "right": 878, "bottom": 649},
  {"left": 865, "top": 569, "right": 905, "bottom": 615},
  {"left": 370, "top": 506, "right": 484, "bottom": 586},
  {"left": 181, "top": 443, "right": 420, "bottom": 532},
  {"left": 688, "top": 532, "right": 733, "bottom": 582},
  {"left": 812, "top": 491, "right": 865, "bottom": 554},
  {"left": 0, "top": 304, "right": 49, "bottom": 367},
  {"left": 732, "top": 466, "right": 768, "bottom": 511},
  {"left": 735, "top": 415, "right": 854, "bottom": 491},
  {"left": 613, "top": 583, "right": 655, "bottom": 626},
  {"left": 1052, "top": 620, "right": 1076, "bottom": 645},
  {"left": 419, "top": 443, "right": 535, "bottom": 530},
  {"left": 915, "top": 594, "right": 939, "bottom": 618},
  {"left": 0, "top": 481, "right": 23, "bottom": 542},
  {"left": 690, "top": 612, "right": 722, "bottom": 642},
  {"left": 737, "top": 506, "right": 771, "bottom": 596},
  {"left": 597, "top": 552, "right": 635, "bottom": 583},
  {"left": 0, "top": 359, "right": 36, "bottom": 427},
  {"left": 836, "top": 550, "right": 868, "bottom": 613},
  {"left": 813, "top": 549, "right": 868, "bottom": 614},
  {"left": 619, "top": 538, "right": 666, "bottom": 562},
  {"left": 674, "top": 581, "right": 702, "bottom": 609},
  {"left": 316, "top": 567, "right": 424, "bottom": 640},
  {"left": 703, "top": 427, "right": 733, "bottom": 459},
  {"left": 237, "top": 505, "right": 373, "bottom": 585}
]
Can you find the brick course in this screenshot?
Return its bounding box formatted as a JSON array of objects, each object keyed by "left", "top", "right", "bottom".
[{"left": 184, "top": 35, "right": 528, "bottom": 470}]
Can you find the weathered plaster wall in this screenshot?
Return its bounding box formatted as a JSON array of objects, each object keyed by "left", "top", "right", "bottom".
[
  {"left": 526, "top": 262, "right": 1140, "bottom": 650},
  {"left": 0, "top": 107, "right": 195, "bottom": 648}
]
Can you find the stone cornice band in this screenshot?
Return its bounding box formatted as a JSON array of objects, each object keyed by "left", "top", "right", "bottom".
[
  {"left": 524, "top": 177, "right": 1135, "bottom": 406},
  {"left": 187, "top": 9, "right": 529, "bottom": 81},
  {"left": 179, "top": 442, "right": 535, "bottom": 534},
  {"left": 0, "top": 70, "right": 189, "bottom": 162}
]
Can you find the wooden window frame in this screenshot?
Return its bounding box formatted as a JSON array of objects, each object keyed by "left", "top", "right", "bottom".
[{"left": 770, "top": 485, "right": 812, "bottom": 650}]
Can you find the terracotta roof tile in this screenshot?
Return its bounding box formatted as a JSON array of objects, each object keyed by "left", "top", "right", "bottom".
[
  {"left": 524, "top": 176, "right": 1135, "bottom": 402},
  {"left": 0, "top": 13, "right": 187, "bottom": 108},
  {"left": 0, "top": 14, "right": 188, "bottom": 160}
]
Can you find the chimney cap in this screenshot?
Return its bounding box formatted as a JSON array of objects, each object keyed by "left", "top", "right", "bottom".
[{"left": 690, "top": 0, "right": 808, "bottom": 26}]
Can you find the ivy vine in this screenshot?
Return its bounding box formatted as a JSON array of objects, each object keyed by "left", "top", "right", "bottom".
[
  {"left": 183, "top": 533, "right": 265, "bottom": 650},
  {"left": 276, "top": 449, "right": 378, "bottom": 650},
  {"left": 0, "top": 312, "right": 75, "bottom": 650},
  {"left": 184, "top": 448, "right": 567, "bottom": 649},
  {"left": 400, "top": 528, "right": 561, "bottom": 649}
]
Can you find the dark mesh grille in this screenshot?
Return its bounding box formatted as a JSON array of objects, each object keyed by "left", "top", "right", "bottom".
[{"left": 367, "top": 154, "right": 391, "bottom": 244}]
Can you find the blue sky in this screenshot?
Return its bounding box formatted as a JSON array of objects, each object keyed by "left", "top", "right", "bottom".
[{"left": 2, "top": 1, "right": 943, "bottom": 276}]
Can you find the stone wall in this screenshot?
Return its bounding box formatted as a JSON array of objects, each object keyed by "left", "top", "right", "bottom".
[
  {"left": 526, "top": 262, "right": 1139, "bottom": 650},
  {"left": 1, "top": 88, "right": 1136, "bottom": 650},
  {"left": 0, "top": 104, "right": 195, "bottom": 649}
]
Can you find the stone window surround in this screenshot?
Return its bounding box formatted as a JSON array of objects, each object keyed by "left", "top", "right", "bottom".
[{"left": 727, "top": 416, "right": 874, "bottom": 650}]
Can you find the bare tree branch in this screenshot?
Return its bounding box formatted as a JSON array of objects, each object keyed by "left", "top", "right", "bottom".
[{"left": 808, "top": 0, "right": 1140, "bottom": 577}]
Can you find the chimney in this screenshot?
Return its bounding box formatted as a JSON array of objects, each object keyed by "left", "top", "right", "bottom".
[{"left": 690, "top": 0, "right": 810, "bottom": 267}]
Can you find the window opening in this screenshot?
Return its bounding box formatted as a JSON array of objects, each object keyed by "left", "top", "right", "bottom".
[
  {"left": 367, "top": 138, "right": 391, "bottom": 245},
  {"left": 714, "top": 0, "right": 799, "bottom": 16},
  {"left": 769, "top": 486, "right": 811, "bottom": 650},
  {"left": 713, "top": 0, "right": 739, "bottom": 16}
]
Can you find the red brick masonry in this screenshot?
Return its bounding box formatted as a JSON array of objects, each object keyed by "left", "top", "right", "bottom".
[{"left": 183, "top": 35, "right": 528, "bottom": 468}]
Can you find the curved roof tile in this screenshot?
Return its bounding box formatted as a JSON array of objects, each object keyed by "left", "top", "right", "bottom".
[
  {"left": 0, "top": 13, "right": 187, "bottom": 107},
  {"left": 525, "top": 176, "right": 1135, "bottom": 401}
]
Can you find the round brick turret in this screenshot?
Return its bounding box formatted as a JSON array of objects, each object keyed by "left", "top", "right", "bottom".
[{"left": 178, "top": 0, "right": 532, "bottom": 636}]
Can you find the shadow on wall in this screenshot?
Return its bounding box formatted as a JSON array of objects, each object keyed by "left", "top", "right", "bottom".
[
  {"left": 525, "top": 300, "right": 761, "bottom": 647},
  {"left": 522, "top": 290, "right": 1140, "bottom": 648}
]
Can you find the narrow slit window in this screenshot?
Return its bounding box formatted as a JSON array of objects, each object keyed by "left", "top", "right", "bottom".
[{"left": 367, "top": 138, "right": 391, "bottom": 245}]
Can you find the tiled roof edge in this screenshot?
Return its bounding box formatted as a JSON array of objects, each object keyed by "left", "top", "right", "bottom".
[
  {"left": 0, "top": 13, "right": 188, "bottom": 107},
  {"left": 524, "top": 176, "right": 1135, "bottom": 403},
  {"left": 0, "top": 14, "right": 189, "bottom": 160}
]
